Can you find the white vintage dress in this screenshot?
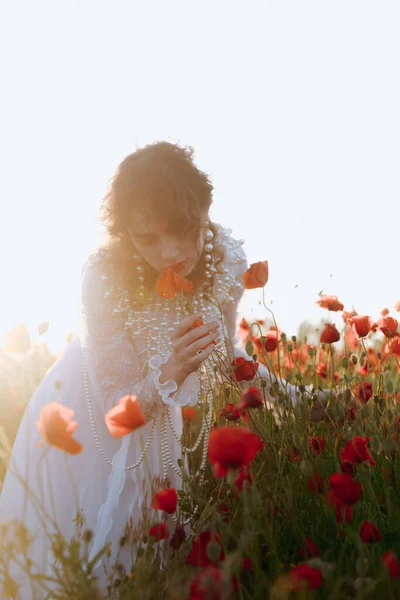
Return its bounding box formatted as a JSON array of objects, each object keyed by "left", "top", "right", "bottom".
[{"left": 2, "top": 224, "right": 301, "bottom": 598}]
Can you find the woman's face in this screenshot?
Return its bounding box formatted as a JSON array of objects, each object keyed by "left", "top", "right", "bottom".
[{"left": 128, "top": 210, "right": 209, "bottom": 277}]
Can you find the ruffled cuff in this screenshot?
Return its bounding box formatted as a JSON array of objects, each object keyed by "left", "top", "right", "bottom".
[
  {"left": 148, "top": 353, "right": 178, "bottom": 406},
  {"left": 148, "top": 353, "right": 200, "bottom": 407}
]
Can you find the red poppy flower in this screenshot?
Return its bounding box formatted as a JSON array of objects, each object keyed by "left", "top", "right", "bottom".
[
  {"left": 340, "top": 436, "right": 375, "bottom": 466},
  {"left": 389, "top": 337, "right": 400, "bottom": 356},
  {"left": 360, "top": 520, "right": 381, "bottom": 544},
  {"left": 315, "top": 294, "right": 344, "bottom": 311},
  {"left": 348, "top": 315, "right": 375, "bottom": 338},
  {"left": 186, "top": 531, "right": 224, "bottom": 568},
  {"left": 240, "top": 386, "right": 263, "bottom": 409},
  {"left": 395, "top": 300, "right": 400, "bottom": 312},
  {"left": 342, "top": 310, "right": 358, "bottom": 322},
  {"left": 151, "top": 488, "right": 178, "bottom": 514},
  {"left": 327, "top": 491, "right": 354, "bottom": 523},
  {"left": 242, "top": 260, "right": 269, "bottom": 289},
  {"left": 329, "top": 473, "right": 362, "bottom": 505},
  {"left": 307, "top": 473, "right": 325, "bottom": 493},
  {"left": 381, "top": 308, "right": 390, "bottom": 317},
  {"left": 170, "top": 524, "right": 186, "bottom": 551},
  {"left": 219, "top": 403, "right": 242, "bottom": 422},
  {"left": 36, "top": 402, "right": 83, "bottom": 455},
  {"left": 189, "top": 565, "right": 226, "bottom": 600},
  {"left": 155, "top": 267, "right": 193, "bottom": 298},
  {"left": 355, "top": 381, "right": 373, "bottom": 405},
  {"left": 182, "top": 406, "right": 197, "bottom": 422},
  {"left": 231, "top": 357, "right": 259, "bottom": 381},
  {"left": 316, "top": 363, "right": 328, "bottom": 379},
  {"left": 382, "top": 550, "right": 400, "bottom": 579},
  {"left": 254, "top": 329, "right": 280, "bottom": 352},
  {"left": 208, "top": 426, "right": 264, "bottom": 477},
  {"left": 234, "top": 467, "right": 253, "bottom": 494},
  {"left": 320, "top": 323, "right": 341, "bottom": 344},
  {"left": 148, "top": 522, "right": 169, "bottom": 541},
  {"left": 378, "top": 316, "right": 399, "bottom": 338},
  {"left": 299, "top": 538, "right": 320, "bottom": 560},
  {"left": 340, "top": 460, "right": 356, "bottom": 475},
  {"left": 345, "top": 326, "right": 359, "bottom": 349},
  {"left": 290, "top": 563, "right": 323, "bottom": 590},
  {"left": 239, "top": 317, "right": 250, "bottom": 330},
  {"left": 308, "top": 436, "right": 326, "bottom": 455},
  {"left": 105, "top": 395, "right": 146, "bottom": 438}
]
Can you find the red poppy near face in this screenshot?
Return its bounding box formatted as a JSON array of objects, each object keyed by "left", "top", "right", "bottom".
[
  {"left": 208, "top": 426, "right": 264, "bottom": 477},
  {"left": 329, "top": 473, "right": 362, "bottom": 505},
  {"left": 359, "top": 520, "right": 382, "bottom": 544},
  {"left": 231, "top": 357, "right": 259, "bottom": 381},
  {"left": 320, "top": 323, "right": 341, "bottom": 344},
  {"left": 315, "top": 294, "right": 344, "bottom": 312},
  {"left": 395, "top": 301, "right": 400, "bottom": 312}
]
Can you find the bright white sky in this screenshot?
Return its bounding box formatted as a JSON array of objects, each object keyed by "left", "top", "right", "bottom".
[{"left": 1, "top": 1, "right": 399, "bottom": 353}]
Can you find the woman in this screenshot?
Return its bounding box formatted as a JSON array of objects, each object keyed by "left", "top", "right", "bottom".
[{"left": 0, "top": 141, "right": 324, "bottom": 597}]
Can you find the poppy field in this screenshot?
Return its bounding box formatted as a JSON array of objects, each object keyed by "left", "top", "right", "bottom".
[{"left": 2, "top": 260, "right": 400, "bottom": 598}]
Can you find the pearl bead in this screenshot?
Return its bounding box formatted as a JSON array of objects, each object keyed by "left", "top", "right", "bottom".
[
  {"left": 136, "top": 265, "right": 144, "bottom": 273},
  {"left": 204, "top": 242, "right": 213, "bottom": 253},
  {"left": 138, "top": 275, "right": 145, "bottom": 283},
  {"left": 205, "top": 271, "right": 212, "bottom": 279},
  {"left": 204, "top": 253, "right": 212, "bottom": 263},
  {"left": 138, "top": 292, "right": 145, "bottom": 299},
  {"left": 204, "top": 229, "right": 214, "bottom": 242},
  {"left": 133, "top": 254, "right": 142, "bottom": 263}
]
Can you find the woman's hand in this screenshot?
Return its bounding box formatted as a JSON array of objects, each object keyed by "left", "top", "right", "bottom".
[{"left": 160, "top": 313, "right": 221, "bottom": 387}]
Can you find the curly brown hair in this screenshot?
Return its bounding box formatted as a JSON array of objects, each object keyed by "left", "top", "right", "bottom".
[{"left": 99, "top": 141, "right": 225, "bottom": 297}]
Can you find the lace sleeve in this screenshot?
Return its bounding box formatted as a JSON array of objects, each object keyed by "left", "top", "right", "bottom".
[{"left": 79, "top": 257, "right": 182, "bottom": 420}]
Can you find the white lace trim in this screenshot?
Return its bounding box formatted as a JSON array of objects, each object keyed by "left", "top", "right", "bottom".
[
  {"left": 148, "top": 353, "right": 179, "bottom": 405},
  {"left": 148, "top": 353, "right": 200, "bottom": 407}
]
